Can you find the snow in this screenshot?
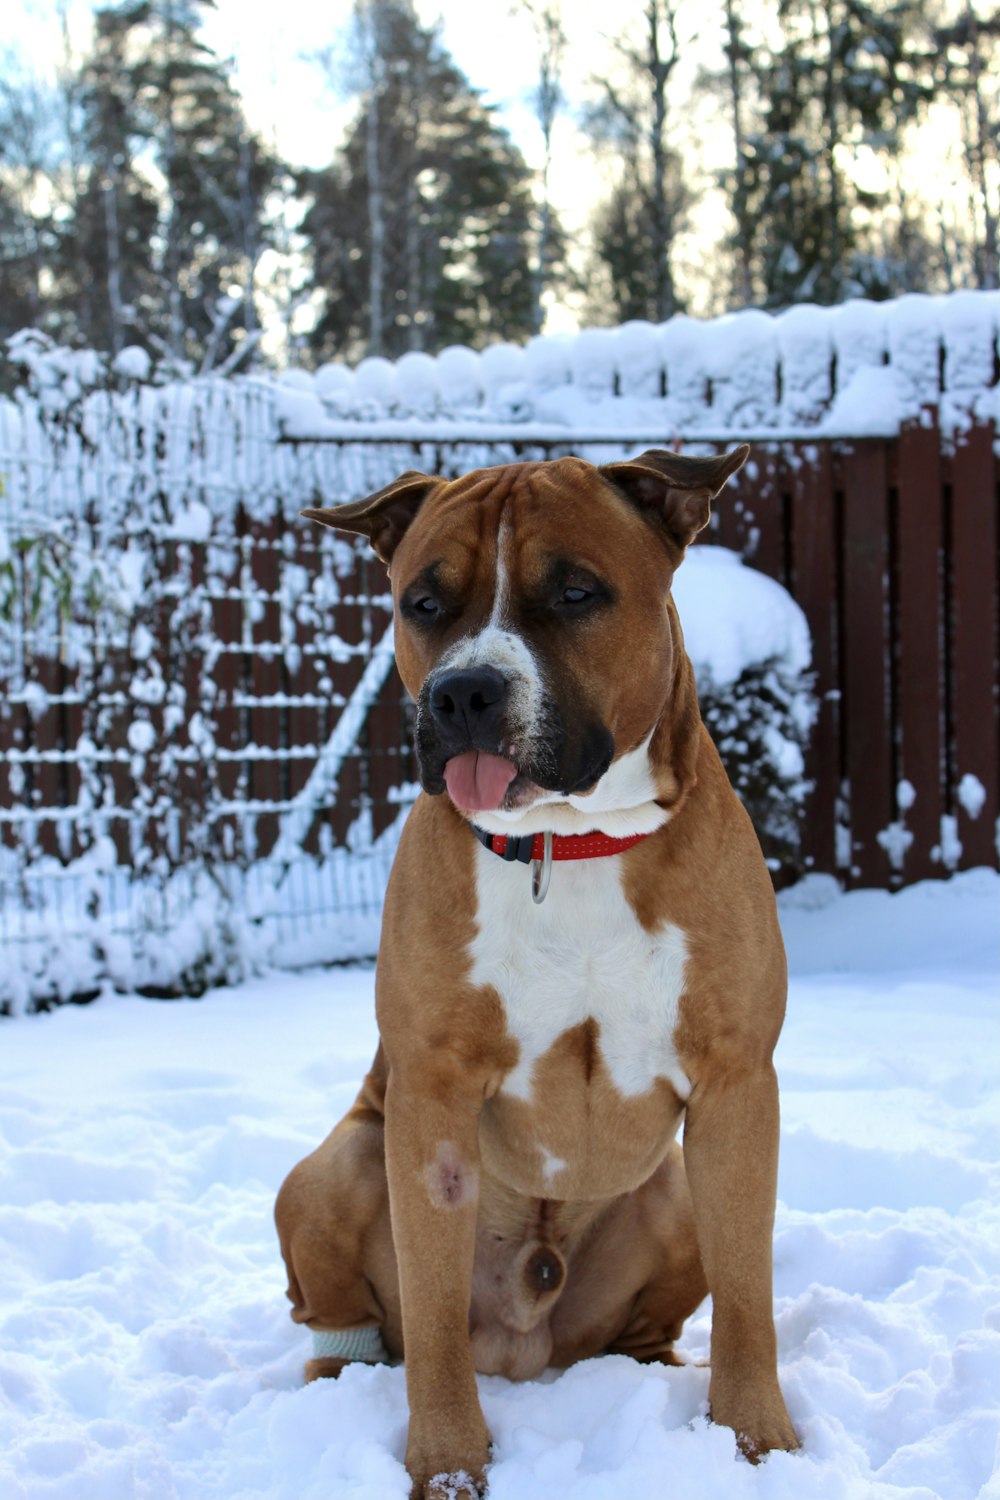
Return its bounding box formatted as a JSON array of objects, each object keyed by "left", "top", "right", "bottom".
[
  {"left": 897, "top": 781, "right": 917, "bottom": 813},
  {"left": 165, "top": 500, "right": 213, "bottom": 543},
  {"left": 674, "top": 546, "right": 812, "bottom": 688},
  {"left": 958, "top": 776, "right": 988, "bottom": 822},
  {"left": 1, "top": 869, "right": 996, "bottom": 1500},
  {"left": 820, "top": 365, "right": 906, "bottom": 438},
  {"left": 257, "top": 291, "right": 999, "bottom": 439},
  {"left": 112, "top": 346, "right": 152, "bottom": 382}
]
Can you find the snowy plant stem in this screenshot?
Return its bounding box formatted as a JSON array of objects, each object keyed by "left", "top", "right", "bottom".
[{"left": 267, "top": 619, "right": 397, "bottom": 878}]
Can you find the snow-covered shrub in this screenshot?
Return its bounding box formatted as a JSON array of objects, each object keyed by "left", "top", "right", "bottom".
[{"left": 676, "top": 548, "right": 816, "bottom": 867}]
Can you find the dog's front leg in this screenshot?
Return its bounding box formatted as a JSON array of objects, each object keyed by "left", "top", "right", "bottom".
[
  {"left": 385, "top": 1067, "right": 490, "bottom": 1500},
  {"left": 682, "top": 1061, "right": 799, "bottom": 1460}
]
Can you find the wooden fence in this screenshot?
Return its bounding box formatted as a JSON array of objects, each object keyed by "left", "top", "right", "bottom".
[
  {"left": 1, "top": 420, "right": 997, "bottom": 978},
  {"left": 703, "top": 420, "right": 998, "bottom": 885},
  {"left": 285, "top": 420, "right": 998, "bottom": 889}
]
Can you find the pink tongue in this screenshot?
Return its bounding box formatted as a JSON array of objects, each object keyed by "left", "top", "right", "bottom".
[{"left": 444, "top": 751, "right": 517, "bottom": 811}]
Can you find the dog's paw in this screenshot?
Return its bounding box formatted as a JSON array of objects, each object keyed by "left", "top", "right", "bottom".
[
  {"left": 418, "top": 1470, "right": 486, "bottom": 1500},
  {"left": 734, "top": 1419, "right": 800, "bottom": 1463},
  {"left": 407, "top": 1428, "right": 491, "bottom": 1500},
  {"left": 709, "top": 1383, "right": 799, "bottom": 1463}
]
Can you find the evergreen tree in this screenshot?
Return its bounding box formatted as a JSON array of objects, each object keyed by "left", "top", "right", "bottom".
[
  {"left": 739, "top": 0, "right": 936, "bottom": 306},
  {"left": 71, "top": 0, "right": 277, "bottom": 366},
  {"left": 0, "top": 70, "right": 60, "bottom": 344},
  {"left": 55, "top": 16, "right": 160, "bottom": 356},
  {"left": 521, "top": 0, "right": 569, "bottom": 334},
  {"left": 933, "top": 2, "right": 1000, "bottom": 290},
  {"left": 300, "top": 0, "right": 542, "bottom": 360}
]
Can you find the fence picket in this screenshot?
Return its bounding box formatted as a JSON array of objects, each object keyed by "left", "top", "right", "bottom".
[
  {"left": 790, "top": 443, "right": 838, "bottom": 877},
  {"left": 949, "top": 424, "right": 999, "bottom": 870},
  {"left": 896, "top": 419, "right": 946, "bottom": 881},
  {"left": 841, "top": 442, "right": 893, "bottom": 887}
]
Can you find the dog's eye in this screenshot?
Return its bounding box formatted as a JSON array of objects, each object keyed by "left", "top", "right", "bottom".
[
  {"left": 560, "top": 586, "right": 593, "bottom": 607},
  {"left": 404, "top": 594, "right": 440, "bottom": 620}
]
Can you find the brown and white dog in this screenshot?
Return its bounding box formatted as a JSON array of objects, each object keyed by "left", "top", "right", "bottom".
[{"left": 276, "top": 446, "right": 800, "bottom": 1499}]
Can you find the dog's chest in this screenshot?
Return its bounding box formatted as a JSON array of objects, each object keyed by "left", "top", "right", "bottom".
[{"left": 469, "top": 846, "right": 691, "bottom": 1102}]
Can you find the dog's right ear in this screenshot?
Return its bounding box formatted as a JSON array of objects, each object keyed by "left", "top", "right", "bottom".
[{"left": 302, "top": 470, "right": 441, "bottom": 565}]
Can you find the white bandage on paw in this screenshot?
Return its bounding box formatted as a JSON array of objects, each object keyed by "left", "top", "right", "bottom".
[{"left": 311, "top": 1325, "right": 390, "bottom": 1364}]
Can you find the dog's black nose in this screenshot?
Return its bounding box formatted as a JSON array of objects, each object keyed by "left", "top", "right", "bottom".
[{"left": 428, "top": 666, "right": 508, "bottom": 739}]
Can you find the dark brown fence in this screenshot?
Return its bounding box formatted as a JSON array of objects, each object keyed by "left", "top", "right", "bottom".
[
  {"left": 2, "top": 422, "right": 997, "bottom": 934},
  {"left": 697, "top": 419, "right": 998, "bottom": 885},
  {"left": 268, "top": 419, "right": 999, "bottom": 889}
]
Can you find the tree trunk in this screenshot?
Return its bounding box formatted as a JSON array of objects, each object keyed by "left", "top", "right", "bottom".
[
  {"left": 648, "top": 0, "right": 676, "bottom": 321},
  {"left": 162, "top": 0, "right": 185, "bottom": 359},
  {"left": 965, "top": 3, "right": 999, "bottom": 289},
  {"left": 103, "top": 167, "right": 125, "bottom": 355},
  {"left": 724, "top": 0, "right": 754, "bottom": 307},
  {"left": 364, "top": 3, "right": 387, "bottom": 356}
]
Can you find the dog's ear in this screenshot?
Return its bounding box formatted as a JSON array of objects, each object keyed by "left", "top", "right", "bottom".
[
  {"left": 302, "top": 470, "right": 441, "bottom": 565},
  {"left": 600, "top": 444, "right": 750, "bottom": 553}
]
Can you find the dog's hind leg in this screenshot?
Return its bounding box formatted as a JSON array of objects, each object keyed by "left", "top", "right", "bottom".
[{"left": 275, "top": 1054, "right": 402, "bottom": 1381}]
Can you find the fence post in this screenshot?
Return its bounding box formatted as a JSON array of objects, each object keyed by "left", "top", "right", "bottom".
[
  {"left": 841, "top": 440, "right": 893, "bottom": 887},
  {"left": 790, "top": 443, "right": 838, "bottom": 876},
  {"left": 896, "top": 414, "right": 946, "bottom": 882},
  {"left": 949, "top": 422, "right": 999, "bottom": 870}
]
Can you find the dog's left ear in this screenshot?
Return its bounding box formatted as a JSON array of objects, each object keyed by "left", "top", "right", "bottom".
[
  {"left": 302, "top": 469, "right": 441, "bottom": 566},
  {"left": 600, "top": 444, "right": 750, "bottom": 553}
]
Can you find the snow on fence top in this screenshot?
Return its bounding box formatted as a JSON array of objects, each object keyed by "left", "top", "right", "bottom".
[
  {"left": 272, "top": 290, "right": 1000, "bottom": 439},
  {"left": 1, "top": 290, "right": 998, "bottom": 530}
]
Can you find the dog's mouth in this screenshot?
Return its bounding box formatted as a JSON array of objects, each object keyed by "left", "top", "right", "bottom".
[
  {"left": 443, "top": 750, "right": 519, "bottom": 812},
  {"left": 440, "top": 743, "right": 614, "bottom": 816}
]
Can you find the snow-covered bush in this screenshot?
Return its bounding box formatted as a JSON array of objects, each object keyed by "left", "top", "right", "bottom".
[{"left": 676, "top": 548, "right": 815, "bottom": 868}]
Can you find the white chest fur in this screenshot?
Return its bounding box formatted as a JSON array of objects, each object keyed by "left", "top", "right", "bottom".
[{"left": 469, "top": 845, "right": 692, "bottom": 1103}]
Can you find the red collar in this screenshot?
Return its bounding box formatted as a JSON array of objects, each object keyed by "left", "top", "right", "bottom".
[{"left": 472, "top": 825, "right": 651, "bottom": 865}]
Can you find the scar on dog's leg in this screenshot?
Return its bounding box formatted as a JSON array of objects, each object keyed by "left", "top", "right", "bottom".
[{"left": 425, "top": 1141, "right": 479, "bottom": 1209}]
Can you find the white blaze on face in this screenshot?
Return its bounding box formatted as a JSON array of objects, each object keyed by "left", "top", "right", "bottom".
[{"left": 434, "top": 511, "right": 547, "bottom": 753}]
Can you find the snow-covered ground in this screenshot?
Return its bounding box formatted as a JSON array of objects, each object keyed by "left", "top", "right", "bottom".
[{"left": 1, "top": 869, "right": 997, "bottom": 1500}]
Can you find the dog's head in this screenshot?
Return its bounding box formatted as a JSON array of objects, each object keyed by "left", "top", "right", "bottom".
[{"left": 304, "top": 446, "right": 748, "bottom": 826}]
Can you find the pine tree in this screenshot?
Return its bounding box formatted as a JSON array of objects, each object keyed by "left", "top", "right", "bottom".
[
  {"left": 0, "top": 71, "right": 60, "bottom": 345},
  {"left": 521, "top": 0, "right": 569, "bottom": 334},
  {"left": 73, "top": 0, "right": 277, "bottom": 367},
  {"left": 741, "top": 0, "right": 936, "bottom": 306},
  {"left": 933, "top": 2, "right": 1000, "bottom": 289},
  {"left": 300, "top": 0, "right": 541, "bottom": 360}
]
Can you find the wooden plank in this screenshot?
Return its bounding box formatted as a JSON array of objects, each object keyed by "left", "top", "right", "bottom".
[
  {"left": 210, "top": 529, "right": 244, "bottom": 862},
  {"left": 949, "top": 423, "right": 999, "bottom": 870},
  {"left": 248, "top": 524, "right": 283, "bottom": 858},
  {"left": 285, "top": 529, "right": 319, "bottom": 812},
  {"left": 840, "top": 442, "right": 894, "bottom": 887},
  {"left": 896, "top": 419, "right": 946, "bottom": 881},
  {"left": 368, "top": 667, "right": 412, "bottom": 841},
  {"left": 716, "top": 444, "right": 756, "bottom": 556},
  {"left": 746, "top": 445, "right": 786, "bottom": 584},
  {"left": 789, "top": 443, "right": 838, "bottom": 876},
  {"left": 30, "top": 656, "right": 63, "bottom": 859}
]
